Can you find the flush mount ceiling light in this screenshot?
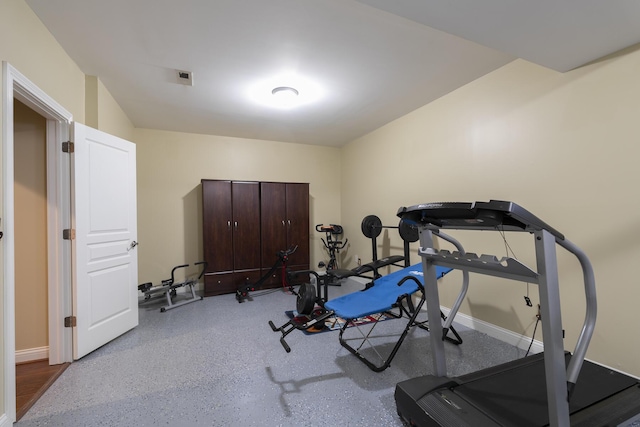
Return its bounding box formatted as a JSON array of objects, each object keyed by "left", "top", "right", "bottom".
[
  {"left": 272, "top": 86, "right": 299, "bottom": 97},
  {"left": 271, "top": 86, "right": 299, "bottom": 108},
  {"left": 247, "top": 73, "right": 324, "bottom": 110}
]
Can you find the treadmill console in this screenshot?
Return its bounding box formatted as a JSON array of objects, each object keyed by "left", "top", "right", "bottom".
[{"left": 397, "top": 200, "right": 564, "bottom": 240}]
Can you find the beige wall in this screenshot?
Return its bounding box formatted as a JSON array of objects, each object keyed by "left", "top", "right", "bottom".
[
  {"left": 134, "top": 128, "right": 342, "bottom": 285},
  {"left": 0, "top": 1, "right": 86, "bottom": 123},
  {"left": 96, "top": 78, "right": 134, "bottom": 140},
  {"left": 13, "top": 100, "right": 48, "bottom": 351},
  {"left": 342, "top": 48, "right": 640, "bottom": 377},
  {"left": 86, "top": 76, "right": 135, "bottom": 141}
]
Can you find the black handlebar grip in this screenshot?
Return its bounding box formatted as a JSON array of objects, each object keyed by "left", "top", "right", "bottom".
[
  {"left": 194, "top": 261, "right": 208, "bottom": 279},
  {"left": 268, "top": 321, "right": 278, "bottom": 332},
  {"left": 280, "top": 337, "right": 291, "bottom": 353},
  {"left": 170, "top": 264, "right": 190, "bottom": 281}
]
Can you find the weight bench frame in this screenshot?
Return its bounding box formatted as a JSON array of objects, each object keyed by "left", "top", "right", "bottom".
[
  {"left": 327, "top": 254, "right": 407, "bottom": 281},
  {"left": 286, "top": 254, "right": 409, "bottom": 317}
]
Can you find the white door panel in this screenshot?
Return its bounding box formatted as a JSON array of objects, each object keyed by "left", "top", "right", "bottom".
[{"left": 72, "top": 123, "right": 138, "bottom": 359}]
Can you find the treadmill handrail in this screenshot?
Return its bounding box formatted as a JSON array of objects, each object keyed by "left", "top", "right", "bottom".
[
  {"left": 432, "top": 230, "right": 470, "bottom": 333},
  {"left": 557, "top": 237, "right": 597, "bottom": 389}
]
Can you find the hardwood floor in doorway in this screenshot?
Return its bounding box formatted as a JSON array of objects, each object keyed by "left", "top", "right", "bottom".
[{"left": 16, "top": 359, "right": 70, "bottom": 421}]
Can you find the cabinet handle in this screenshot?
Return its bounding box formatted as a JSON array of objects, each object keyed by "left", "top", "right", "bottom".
[
  {"left": 282, "top": 220, "right": 285, "bottom": 227},
  {"left": 227, "top": 221, "right": 231, "bottom": 230},
  {"left": 234, "top": 221, "right": 238, "bottom": 230},
  {"left": 287, "top": 220, "right": 291, "bottom": 227}
]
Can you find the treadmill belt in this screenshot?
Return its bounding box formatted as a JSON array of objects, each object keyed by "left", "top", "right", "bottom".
[{"left": 455, "top": 355, "right": 638, "bottom": 427}]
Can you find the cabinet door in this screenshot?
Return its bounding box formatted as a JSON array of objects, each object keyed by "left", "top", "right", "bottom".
[
  {"left": 204, "top": 272, "right": 234, "bottom": 297},
  {"left": 202, "top": 180, "right": 233, "bottom": 273},
  {"left": 204, "top": 270, "right": 262, "bottom": 296},
  {"left": 231, "top": 182, "right": 261, "bottom": 270},
  {"left": 260, "top": 182, "right": 288, "bottom": 268},
  {"left": 286, "top": 183, "right": 310, "bottom": 268},
  {"left": 260, "top": 183, "right": 288, "bottom": 287}
]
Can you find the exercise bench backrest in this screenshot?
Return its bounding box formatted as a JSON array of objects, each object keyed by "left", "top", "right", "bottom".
[{"left": 324, "top": 264, "right": 452, "bottom": 320}]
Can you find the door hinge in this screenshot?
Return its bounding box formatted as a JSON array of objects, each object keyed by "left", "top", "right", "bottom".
[
  {"left": 64, "top": 316, "right": 77, "bottom": 328},
  {"left": 63, "top": 229, "right": 76, "bottom": 240},
  {"left": 62, "top": 141, "right": 75, "bottom": 153}
]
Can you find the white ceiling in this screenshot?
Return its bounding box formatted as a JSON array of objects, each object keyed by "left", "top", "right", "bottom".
[{"left": 25, "top": 0, "right": 640, "bottom": 147}]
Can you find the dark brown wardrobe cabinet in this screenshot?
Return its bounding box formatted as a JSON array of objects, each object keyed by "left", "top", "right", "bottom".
[
  {"left": 260, "top": 182, "right": 310, "bottom": 286},
  {"left": 201, "top": 179, "right": 309, "bottom": 297}
]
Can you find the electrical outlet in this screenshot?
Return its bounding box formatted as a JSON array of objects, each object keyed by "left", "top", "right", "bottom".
[
  {"left": 356, "top": 255, "right": 361, "bottom": 266},
  {"left": 536, "top": 304, "right": 541, "bottom": 320}
]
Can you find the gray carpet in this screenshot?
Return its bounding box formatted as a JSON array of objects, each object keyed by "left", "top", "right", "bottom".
[{"left": 16, "top": 279, "right": 526, "bottom": 426}]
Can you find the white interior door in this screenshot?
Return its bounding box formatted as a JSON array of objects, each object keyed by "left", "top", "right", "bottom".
[{"left": 71, "top": 122, "right": 138, "bottom": 359}]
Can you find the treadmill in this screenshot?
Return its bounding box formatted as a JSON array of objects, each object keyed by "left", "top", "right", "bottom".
[{"left": 394, "top": 200, "right": 640, "bottom": 427}]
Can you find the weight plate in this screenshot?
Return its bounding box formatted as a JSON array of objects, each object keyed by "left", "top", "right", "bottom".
[
  {"left": 296, "top": 283, "right": 316, "bottom": 315},
  {"left": 361, "top": 215, "right": 382, "bottom": 239},
  {"left": 398, "top": 218, "right": 419, "bottom": 242}
]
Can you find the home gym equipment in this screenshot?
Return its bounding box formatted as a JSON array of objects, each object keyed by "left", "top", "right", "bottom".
[
  {"left": 289, "top": 251, "right": 412, "bottom": 317},
  {"left": 288, "top": 252, "right": 417, "bottom": 316},
  {"left": 269, "top": 227, "right": 470, "bottom": 370},
  {"left": 269, "top": 260, "right": 466, "bottom": 371},
  {"left": 138, "top": 261, "right": 207, "bottom": 312},
  {"left": 361, "top": 215, "right": 419, "bottom": 276},
  {"left": 316, "top": 223, "right": 348, "bottom": 270},
  {"left": 394, "top": 200, "right": 640, "bottom": 427},
  {"left": 325, "top": 264, "right": 461, "bottom": 372},
  {"left": 236, "top": 245, "right": 298, "bottom": 303},
  {"left": 285, "top": 216, "right": 427, "bottom": 314}
]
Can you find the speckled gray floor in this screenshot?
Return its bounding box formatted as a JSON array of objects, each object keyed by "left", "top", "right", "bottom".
[{"left": 16, "top": 280, "right": 525, "bottom": 427}]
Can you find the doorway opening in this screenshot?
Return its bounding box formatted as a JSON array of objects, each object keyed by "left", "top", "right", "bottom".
[
  {"left": 3, "top": 61, "right": 73, "bottom": 423},
  {"left": 13, "top": 98, "right": 70, "bottom": 420}
]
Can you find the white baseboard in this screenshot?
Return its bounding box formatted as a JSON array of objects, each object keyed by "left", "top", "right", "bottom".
[
  {"left": 441, "top": 306, "right": 544, "bottom": 354},
  {"left": 441, "top": 307, "right": 640, "bottom": 380},
  {"left": 0, "top": 413, "right": 11, "bottom": 427},
  {"left": 15, "top": 346, "right": 49, "bottom": 364},
  {"left": 586, "top": 359, "right": 640, "bottom": 381}
]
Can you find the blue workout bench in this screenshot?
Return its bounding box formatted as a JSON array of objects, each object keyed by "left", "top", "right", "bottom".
[
  {"left": 269, "top": 261, "right": 468, "bottom": 372},
  {"left": 324, "top": 264, "right": 449, "bottom": 319}
]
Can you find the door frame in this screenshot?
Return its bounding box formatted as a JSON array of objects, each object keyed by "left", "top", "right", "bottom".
[{"left": 2, "top": 62, "right": 73, "bottom": 422}]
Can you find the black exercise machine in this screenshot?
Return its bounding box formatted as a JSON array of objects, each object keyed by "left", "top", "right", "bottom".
[
  {"left": 394, "top": 200, "right": 640, "bottom": 427},
  {"left": 269, "top": 262, "right": 464, "bottom": 371},
  {"left": 316, "top": 223, "right": 348, "bottom": 271},
  {"left": 282, "top": 216, "right": 419, "bottom": 315},
  {"left": 269, "top": 226, "right": 471, "bottom": 371},
  {"left": 287, "top": 217, "right": 419, "bottom": 311},
  {"left": 138, "top": 261, "right": 207, "bottom": 312},
  {"left": 284, "top": 256, "right": 402, "bottom": 320},
  {"left": 236, "top": 245, "right": 298, "bottom": 303},
  {"left": 271, "top": 256, "right": 418, "bottom": 334}
]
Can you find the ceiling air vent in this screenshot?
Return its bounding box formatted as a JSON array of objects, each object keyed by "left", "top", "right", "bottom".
[{"left": 176, "top": 70, "right": 193, "bottom": 86}]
